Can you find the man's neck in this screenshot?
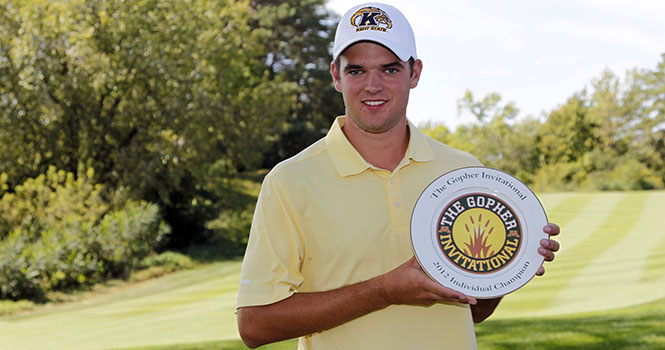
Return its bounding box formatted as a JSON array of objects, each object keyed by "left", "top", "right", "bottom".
[{"left": 341, "top": 118, "right": 410, "bottom": 172}]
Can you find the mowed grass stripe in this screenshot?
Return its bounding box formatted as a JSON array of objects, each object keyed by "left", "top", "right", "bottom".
[
  {"left": 475, "top": 296, "right": 665, "bottom": 350},
  {"left": 547, "top": 191, "right": 665, "bottom": 314},
  {"left": 543, "top": 192, "right": 648, "bottom": 310},
  {"left": 642, "top": 249, "right": 665, "bottom": 283},
  {"left": 547, "top": 192, "right": 622, "bottom": 255},
  {"left": 0, "top": 261, "right": 244, "bottom": 350},
  {"left": 493, "top": 192, "right": 619, "bottom": 318},
  {"left": 7, "top": 259, "right": 242, "bottom": 321},
  {"left": 2, "top": 274, "right": 240, "bottom": 349},
  {"left": 641, "top": 191, "right": 665, "bottom": 283},
  {"left": 114, "top": 295, "right": 665, "bottom": 350},
  {"left": 541, "top": 192, "right": 594, "bottom": 230},
  {"left": 536, "top": 192, "right": 575, "bottom": 215}
]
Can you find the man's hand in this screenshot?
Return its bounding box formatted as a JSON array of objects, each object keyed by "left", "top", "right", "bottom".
[
  {"left": 536, "top": 223, "right": 561, "bottom": 276},
  {"left": 378, "top": 256, "right": 477, "bottom": 306}
]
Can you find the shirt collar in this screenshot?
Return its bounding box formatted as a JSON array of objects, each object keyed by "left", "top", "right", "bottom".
[{"left": 325, "top": 116, "right": 435, "bottom": 177}]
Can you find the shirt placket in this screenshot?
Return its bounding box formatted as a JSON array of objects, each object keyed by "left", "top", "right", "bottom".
[{"left": 387, "top": 172, "right": 409, "bottom": 230}]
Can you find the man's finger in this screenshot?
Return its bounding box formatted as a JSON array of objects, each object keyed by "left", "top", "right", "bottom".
[
  {"left": 543, "top": 223, "right": 560, "bottom": 236},
  {"left": 538, "top": 246, "right": 556, "bottom": 261},
  {"left": 540, "top": 238, "right": 560, "bottom": 252},
  {"left": 429, "top": 283, "right": 477, "bottom": 305}
]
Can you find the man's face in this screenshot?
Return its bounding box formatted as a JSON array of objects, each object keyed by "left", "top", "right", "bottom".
[{"left": 331, "top": 42, "right": 422, "bottom": 134}]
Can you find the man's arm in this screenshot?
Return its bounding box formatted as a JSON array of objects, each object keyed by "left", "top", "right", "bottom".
[
  {"left": 470, "top": 297, "right": 502, "bottom": 323},
  {"left": 239, "top": 224, "right": 561, "bottom": 347},
  {"left": 237, "top": 276, "right": 388, "bottom": 349},
  {"left": 237, "top": 257, "right": 477, "bottom": 348}
]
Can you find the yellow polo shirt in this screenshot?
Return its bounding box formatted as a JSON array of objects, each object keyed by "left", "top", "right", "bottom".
[{"left": 237, "top": 116, "right": 482, "bottom": 349}]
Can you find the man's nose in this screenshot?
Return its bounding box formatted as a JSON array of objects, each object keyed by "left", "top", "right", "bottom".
[{"left": 364, "top": 72, "right": 383, "bottom": 93}]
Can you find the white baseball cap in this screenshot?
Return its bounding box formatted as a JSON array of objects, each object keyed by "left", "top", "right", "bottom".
[{"left": 333, "top": 3, "right": 418, "bottom": 62}]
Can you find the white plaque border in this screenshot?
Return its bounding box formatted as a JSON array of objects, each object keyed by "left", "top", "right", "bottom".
[{"left": 410, "top": 167, "right": 548, "bottom": 299}]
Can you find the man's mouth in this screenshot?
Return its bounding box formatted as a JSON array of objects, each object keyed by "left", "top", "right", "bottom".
[{"left": 363, "top": 100, "right": 386, "bottom": 106}]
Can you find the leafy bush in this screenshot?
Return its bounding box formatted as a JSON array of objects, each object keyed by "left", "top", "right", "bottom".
[
  {"left": 205, "top": 210, "right": 253, "bottom": 248},
  {"left": 127, "top": 252, "right": 195, "bottom": 282},
  {"left": 0, "top": 230, "right": 44, "bottom": 300},
  {"left": 89, "top": 201, "right": 170, "bottom": 277},
  {"left": 203, "top": 173, "right": 264, "bottom": 256},
  {"left": 140, "top": 251, "right": 194, "bottom": 270},
  {"left": 0, "top": 168, "right": 170, "bottom": 301},
  {"left": 532, "top": 162, "right": 587, "bottom": 192},
  {"left": 0, "top": 166, "right": 108, "bottom": 241},
  {"left": 583, "top": 158, "right": 664, "bottom": 191},
  {"left": 0, "top": 299, "right": 35, "bottom": 316}
]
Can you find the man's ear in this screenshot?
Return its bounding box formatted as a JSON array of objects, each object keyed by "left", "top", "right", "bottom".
[
  {"left": 410, "top": 59, "right": 423, "bottom": 89},
  {"left": 330, "top": 61, "right": 342, "bottom": 92}
]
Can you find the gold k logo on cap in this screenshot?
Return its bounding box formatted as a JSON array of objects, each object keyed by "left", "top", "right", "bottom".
[{"left": 350, "top": 6, "right": 392, "bottom": 32}]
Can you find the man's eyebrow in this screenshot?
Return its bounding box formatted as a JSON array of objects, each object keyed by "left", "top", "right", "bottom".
[
  {"left": 343, "top": 64, "right": 363, "bottom": 72},
  {"left": 343, "top": 61, "right": 404, "bottom": 72},
  {"left": 382, "top": 61, "right": 404, "bottom": 69}
]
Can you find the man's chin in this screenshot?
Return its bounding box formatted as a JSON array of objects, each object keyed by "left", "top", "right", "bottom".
[{"left": 345, "top": 113, "right": 407, "bottom": 135}]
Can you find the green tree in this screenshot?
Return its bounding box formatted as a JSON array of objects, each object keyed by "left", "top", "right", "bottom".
[
  {"left": 536, "top": 93, "right": 596, "bottom": 166},
  {"left": 249, "top": 0, "right": 345, "bottom": 166},
  {"left": 533, "top": 62, "right": 664, "bottom": 191},
  {"left": 453, "top": 90, "right": 538, "bottom": 182},
  {"left": 456, "top": 90, "right": 519, "bottom": 125},
  {"left": 630, "top": 54, "right": 665, "bottom": 186},
  {"left": 0, "top": 0, "right": 307, "bottom": 247},
  {"left": 532, "top": 87, "right": 606, "bottom": 190},
  {"left": 423, "top": 57, "right": 665, "bottom": 192},
  {"left": 419, "top": 121, "right": 451, "bottom": 143},
  {"left": 585, "top": 66, "right": 664, "bottom": 190}
]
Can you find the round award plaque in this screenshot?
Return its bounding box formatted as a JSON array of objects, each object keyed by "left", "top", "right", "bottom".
[{"left": 410, "top": 167, "right": 548, "bottom": 298}]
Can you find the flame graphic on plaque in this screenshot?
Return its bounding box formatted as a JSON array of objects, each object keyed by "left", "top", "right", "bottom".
[{"left": 437, "top": 193, "right": 521, "bottom": 274}]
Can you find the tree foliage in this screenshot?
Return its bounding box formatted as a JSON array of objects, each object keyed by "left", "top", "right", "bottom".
[
  {"left": 2, "top": 0, "right": 663, "bottom": 299},
  {"left": 450, "top": 90, "right": 538, "bottom": 183},
  {"left": 422, "top": 54, "right": 665, "bottom": 191},
  {"left": 0, "top": 167, "right": 169, "bottom": 301},
  {"left": 249, "top": 0, "right": 344, "bottom": 166},
  {"left": 0, "top": 0, "right": 339, "bottom": 247}
]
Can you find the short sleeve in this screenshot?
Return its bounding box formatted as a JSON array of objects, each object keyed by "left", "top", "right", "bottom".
[{"left": 236, "top": 172, "right": 305, "bottom": 308}]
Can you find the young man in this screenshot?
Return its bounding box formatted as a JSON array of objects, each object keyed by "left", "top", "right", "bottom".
[{"left": 236, "top": 3, "right": 560, "bottom": 349}]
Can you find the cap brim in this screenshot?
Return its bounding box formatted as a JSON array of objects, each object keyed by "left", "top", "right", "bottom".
[{"left": 333, "top": 37, "right": 414, "bottom": 62}]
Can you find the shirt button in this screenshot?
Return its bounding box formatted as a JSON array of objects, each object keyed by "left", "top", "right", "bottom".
[
  {"left": 395, "top": 202, "right": 401, "bottom": 207},
  {"left": 390, "top": 178, "right": 395, "bottom": 184}
]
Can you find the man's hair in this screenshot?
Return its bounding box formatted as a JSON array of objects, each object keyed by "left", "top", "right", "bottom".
[{"left": 334, "top": 55, "right": 416, "bottom": 80}]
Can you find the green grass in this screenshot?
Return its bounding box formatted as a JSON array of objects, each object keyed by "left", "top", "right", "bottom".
[
  {"left": 1, "top": 190, "right": 664, "bottom": 350},
  {"left": 475, "top": 297, "right": 665, "bottom": 350},
  {"left": 495, "top": 190, "right": 665, "bottom": 318},
  {"left": 110, "top": 297, "right": 665, "bottom": 350},
  {"left": 0, "top": 260, "right": 245, "bottom": 350}
]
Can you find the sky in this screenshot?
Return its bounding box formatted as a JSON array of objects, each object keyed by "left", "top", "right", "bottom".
[{"left": 325, "top": 0, "right": 665, "bottom": 129}]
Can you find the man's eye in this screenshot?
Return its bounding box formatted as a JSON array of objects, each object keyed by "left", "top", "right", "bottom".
[
  {"left": 348, "top": 70, "right": 362, "bottom": 75},
  {"left": 386, "top": 68, "right": 398, "bottom": 74}
]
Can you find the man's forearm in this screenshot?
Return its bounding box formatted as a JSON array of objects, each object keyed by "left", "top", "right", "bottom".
[
  {"left": 470, "top": 297, "right": 502, "bottom": 323},
  {"left": 238, "top": 256, "right": 477, "bottom": 348},
  {"left": 237, "top": 275, "right": 391, "bottom": 348}
]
